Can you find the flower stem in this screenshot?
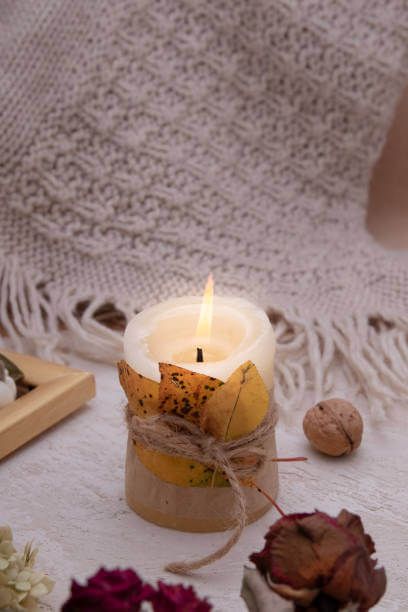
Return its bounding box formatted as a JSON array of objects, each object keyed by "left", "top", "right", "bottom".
[
  {"left": 247, "top": 480, "right": 285, "bottom": 517},
  {"left": 270, "top": 456, "right": 308, "bottom": 462}
]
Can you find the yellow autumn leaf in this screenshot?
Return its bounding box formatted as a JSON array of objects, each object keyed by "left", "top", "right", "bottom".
[
  {"left": 158, "top": 363, "right": 223, "bottom": 426},
  {"left": 135, "top": 444, "right": 228, "bottom": 487},
  {"left": 200, "top": 361, "right": 269, "bottom": 441},
  {"left": 119, "top": 360, "right": 268, "bottom": 487},
  {"left": 118, "top": 361, "right": 227, "bottom": 486},
  {"left": 117, "top": 360, "right": 160, "bottom": 417}
]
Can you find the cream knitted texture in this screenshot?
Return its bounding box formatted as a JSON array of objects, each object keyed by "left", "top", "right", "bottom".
[{"left": 1, "top": 1, "right": 408, "bottom": 416}]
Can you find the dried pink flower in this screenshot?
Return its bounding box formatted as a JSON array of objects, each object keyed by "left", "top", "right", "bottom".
[{"left": 250, "top": 510, "right": 386, "bottom": 611}]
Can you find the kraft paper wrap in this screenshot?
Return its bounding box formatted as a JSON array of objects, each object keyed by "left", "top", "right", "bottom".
[{"left": 125, "top": 428, "right": 278, "bottom": 533}]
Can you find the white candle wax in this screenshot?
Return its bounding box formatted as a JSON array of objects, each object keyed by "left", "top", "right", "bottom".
[{"left": 123, "top": 296, "right": 275, "bottom": 389}]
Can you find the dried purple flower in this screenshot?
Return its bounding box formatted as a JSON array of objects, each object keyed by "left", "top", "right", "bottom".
[
  {"left": 61, "top": 567, "right": 212, "bottom": 612},
  {"left": 152, "top": 581, "right": 212, "bottom": 611},
  {"left": 61, "top": 567, "right": 155, "bottom": 611}
]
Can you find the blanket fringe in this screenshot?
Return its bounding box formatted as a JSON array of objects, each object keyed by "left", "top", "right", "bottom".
[
  {"left": 1, "top": 258, "right": 407, "bottom": 418},
  {"left": 0, "top": 257, "right": 123, "bottom": 363},
  {"left": 272, "top": 307, "right": 408, "bottom": 420}
]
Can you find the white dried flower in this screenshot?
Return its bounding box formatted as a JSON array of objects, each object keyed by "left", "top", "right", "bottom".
[
  {"left": 0, "top": 526, "right": 54, "bottom": 610},
  {"left": 0, "top": 368, "right": 17, "bottom": 408}
]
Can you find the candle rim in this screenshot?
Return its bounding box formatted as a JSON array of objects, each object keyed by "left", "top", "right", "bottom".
[{"left": 123, "top": 295, "right": 275, "bottom": 385}]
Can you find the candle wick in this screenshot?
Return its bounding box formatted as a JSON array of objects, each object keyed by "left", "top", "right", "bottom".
[{"left": 196, "top": 347, "right": 204, "bottom": 363}]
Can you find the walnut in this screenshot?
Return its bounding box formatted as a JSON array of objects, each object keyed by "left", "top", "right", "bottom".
[{"left": 303, "top": 399, "right": 363, "bottom": 456}]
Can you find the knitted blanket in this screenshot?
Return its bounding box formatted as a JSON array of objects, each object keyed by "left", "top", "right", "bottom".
[{"left": 1, "top": 1, "right": 408, "bottom": 417}]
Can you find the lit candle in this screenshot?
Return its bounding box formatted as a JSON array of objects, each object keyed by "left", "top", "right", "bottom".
[
  {"left": 123, "top": 276, "right": 276, "bottom": 389},
  {"left": 121, "top": 277, "right": 279, "bottom": 535}
]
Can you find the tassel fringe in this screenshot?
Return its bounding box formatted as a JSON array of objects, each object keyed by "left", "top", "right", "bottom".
[
  {"left": 1, "top": 258, "right": 407, "bottom": 419},
  {"left": 272, "top": 307, "right": 408, "bottom": 420}
]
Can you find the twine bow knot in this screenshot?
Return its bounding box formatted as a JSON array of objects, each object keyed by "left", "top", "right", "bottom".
[{"left": 126, "top": 405, "right": 277, "bottom": 574}]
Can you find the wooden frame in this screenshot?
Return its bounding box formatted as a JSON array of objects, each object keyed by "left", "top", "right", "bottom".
[{"left": 0, "top": 350, "right": 95, "bottom": 460}]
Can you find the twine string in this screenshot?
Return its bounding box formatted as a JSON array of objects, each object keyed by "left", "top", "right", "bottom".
[{"left": 126, "top": 405, "right": 278, "bottom": 574}]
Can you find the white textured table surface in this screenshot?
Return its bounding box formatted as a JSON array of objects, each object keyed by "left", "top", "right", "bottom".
[{"left": 1, "top": 356, "right": 407, "bottom": 611}]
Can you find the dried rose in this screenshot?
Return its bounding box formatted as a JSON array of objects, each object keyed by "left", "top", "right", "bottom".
[
  {"left": 61, "top": 568, "right": 212, "bottom": 612},
  {"left": 61, "top": 567, "right": 155, "bottom": 611},
  {"left": 249, "top": 510, "right": 386, "bottom": 610},
  {"left": 152, "top": 581, "right": 212, "bottom": 611}
]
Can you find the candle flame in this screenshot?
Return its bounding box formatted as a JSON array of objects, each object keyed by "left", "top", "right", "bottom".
[{"left": 196, "top": 274, "right": 214, "bottom": 339}]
